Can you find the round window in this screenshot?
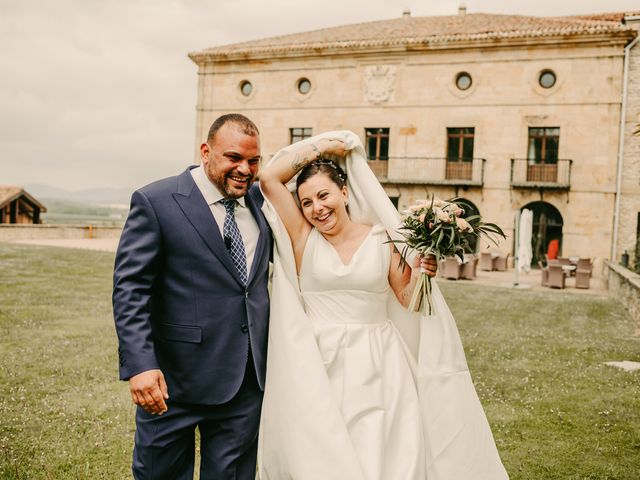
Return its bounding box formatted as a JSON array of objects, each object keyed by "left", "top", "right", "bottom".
[
  {"left": 455, "top": 72, "right": 472, "bottom": 91},
  {"left": 539, "top": 70, "right": 556, "bottom": 89},
  {"left": 240, "top": 80, "right": 253, "bottom": 96},
  {"left": 297, "top": 78, "right": 311, "bottom": 94}
]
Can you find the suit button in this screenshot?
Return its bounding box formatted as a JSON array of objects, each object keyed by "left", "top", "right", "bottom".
[
  {"left": 241, "top": 324, "right": 249, "bottom": 333},
  {"left": 245, "top": 291, "right": 249, "bottom": 298}
]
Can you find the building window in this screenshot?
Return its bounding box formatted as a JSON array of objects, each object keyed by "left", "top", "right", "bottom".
[
  {"left": 527, "top": 127, "right": 560, "bottom": 182},
  {"left": 290, "top": 128, "right": 312, "bottom": 144},
  {"left": 447, "top": 128, "right": 474, "bottom": 161},
  {"left": 365, "top": 128, "right": 389, "bottom": 160},
  {"left": 446, "top": 128, "right": 474, "bottom": 180},
  {"left": 455, "top": 72, "right": 472, "bottom": 91},
  {"left": 539, "top": 70, "right": 556, "bottom": 89},
  {"left": 297, "top": 78, "right": 311, "bottom": 94},
  {"left": 528, "top": 127, "right": 559, "bottom": 164},
  {"left": 240, "top": 80, "right": 253, "bottom": 96}
]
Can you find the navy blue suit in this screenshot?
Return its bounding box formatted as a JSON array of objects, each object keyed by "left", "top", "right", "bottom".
[{"left": 113, "top": 167, "right": 271, "bottom": 478}]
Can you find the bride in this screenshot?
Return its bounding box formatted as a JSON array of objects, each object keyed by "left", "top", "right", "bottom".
[{"left": 257, "top": 131, "right": 508, "bottom": 480}]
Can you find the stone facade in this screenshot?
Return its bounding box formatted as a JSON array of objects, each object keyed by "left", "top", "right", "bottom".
[
  {"left": 617, "top": 17, "right": 640, "bottom": 268},
  {"left": 190, "top": 12, "right": 639, "bottom": 276}
]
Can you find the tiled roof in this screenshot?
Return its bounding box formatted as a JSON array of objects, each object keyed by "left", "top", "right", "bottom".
[
  {"left": 0, "top": 186, "right": 46, "bottom": 210},
  {"left": 190, "top": 12, "right": 637, "bottom": 61},
  {"left": 569, "top": 11, "right": 640, "bottom": 22}
]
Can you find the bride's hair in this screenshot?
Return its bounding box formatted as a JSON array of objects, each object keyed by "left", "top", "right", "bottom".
[{"left": 296, "top": 159, "right": 347, "bottom": 193}]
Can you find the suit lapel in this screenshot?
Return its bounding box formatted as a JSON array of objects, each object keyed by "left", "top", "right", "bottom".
[
  {"left": 172, "top": 168, "right": 244, "bottom": 285},
  {"left": 245, "top": 187, "right": 269, "bottom": 285}
]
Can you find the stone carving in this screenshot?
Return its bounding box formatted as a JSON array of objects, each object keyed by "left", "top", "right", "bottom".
[{"left": 364, "top": 65, "right": 396, "bottom": 104}]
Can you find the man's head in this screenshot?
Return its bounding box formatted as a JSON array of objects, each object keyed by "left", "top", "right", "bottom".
[{"left": 200, "top": 114, "right": 261, "bottom": 199}]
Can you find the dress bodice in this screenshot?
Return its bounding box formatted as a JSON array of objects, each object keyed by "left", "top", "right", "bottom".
[{"left": 299, "top": 224, "right": 390, "bottom": 325}]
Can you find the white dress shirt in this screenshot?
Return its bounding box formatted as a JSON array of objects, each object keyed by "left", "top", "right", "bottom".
[{"left": 190, "top": 165, "right": 260, "bottom": 277}]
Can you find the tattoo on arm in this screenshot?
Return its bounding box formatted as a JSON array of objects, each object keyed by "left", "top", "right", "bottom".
[
  {"left": 290, "top": 144, "right": 320, "bottom": 172},
  {"left": 291, "top": 153, "right": 305, "bottom": 172}
]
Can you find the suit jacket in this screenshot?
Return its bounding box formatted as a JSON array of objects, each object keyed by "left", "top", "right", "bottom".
[{"left": 113, "top": 167, "right": 271, "bottom": 405}]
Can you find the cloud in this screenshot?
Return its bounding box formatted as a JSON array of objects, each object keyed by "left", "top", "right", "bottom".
[{"left": 1, "top": 0, "right": 638, "bottom": 190}]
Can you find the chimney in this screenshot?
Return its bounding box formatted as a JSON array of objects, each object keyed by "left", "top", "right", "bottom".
[
  {"left": 402, "top": 9, "right": 411, "bottom": 18},
  {"left": 458, "top": 3, "right": 467, "bottom": 16}
]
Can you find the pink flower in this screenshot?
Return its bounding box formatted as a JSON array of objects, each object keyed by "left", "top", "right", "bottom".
[{"left": 418, "top": 213, "right": 426, "bottom": 222}]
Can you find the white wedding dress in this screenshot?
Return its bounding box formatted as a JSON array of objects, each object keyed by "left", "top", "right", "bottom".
[
  {"left": 257, "top": 130, "right": 509, "bottom": 480},
  {"left": 300, "top": 225, "right": 426, "bottom": 480}
]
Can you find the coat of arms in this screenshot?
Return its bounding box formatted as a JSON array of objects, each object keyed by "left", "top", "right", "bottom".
[{"left": 364, "top": 65, "right": 396, "bottom": 104}]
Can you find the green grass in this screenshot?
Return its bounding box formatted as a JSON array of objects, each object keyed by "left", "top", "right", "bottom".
[{"left": 1, "top": 243, "right": 639, "bottom": 479}]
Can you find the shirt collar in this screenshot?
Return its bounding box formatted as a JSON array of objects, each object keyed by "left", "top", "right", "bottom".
[{"left": 190, "top": 165, "right": 247, "bottom": 208}]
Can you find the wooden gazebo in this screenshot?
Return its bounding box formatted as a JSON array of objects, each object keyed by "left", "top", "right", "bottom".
[{"left": 0, "top": 186, "right": 47, "bottom": 224}]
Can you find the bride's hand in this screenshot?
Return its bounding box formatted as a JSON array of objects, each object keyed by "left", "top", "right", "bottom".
[
  {"left": 318, "top": 138, "right": 350, "bottom": 159},
  {"left": 416, "top": 254, "right": 437, "bottom": 277}
]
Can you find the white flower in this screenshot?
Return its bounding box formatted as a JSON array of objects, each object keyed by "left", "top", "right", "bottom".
[
  {"left": 433, "top": 207, "right": 451, "bottom": 223},
  {"left": 456, "top": 217, "right": 473, "bottom": 232}
]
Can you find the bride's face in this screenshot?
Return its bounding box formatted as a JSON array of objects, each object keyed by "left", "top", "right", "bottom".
[{"left": 297, "top": 173, "right": 349, "bottom": 232}]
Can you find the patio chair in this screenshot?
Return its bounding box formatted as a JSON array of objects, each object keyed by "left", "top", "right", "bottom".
[
  {"left": 461, "top": 257, "right": 478, "bottom": 280},
  {"left": 442, "top": 257, "right": 462, "bottom": 280},
  {"left": 576, "top": 258, "right": 592, "bottom": 273},
  {"left": 547, "top": 264, "right": 565, "bottom": 289},
  {"left": 538, "top": 260, "right": 549, "bottom": 286},
  {"left": 492, "top": 253, "right": 510, "bottom": 271},
  {"left": 575, "top": 268, "right": 591, "bottom": 289},
  {"left": 479, "top": 252, "right": 493, "bottom": 271}
]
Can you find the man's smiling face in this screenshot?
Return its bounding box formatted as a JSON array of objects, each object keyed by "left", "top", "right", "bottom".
[{"left": 201, "top": 122, "right": 261, "bottom": 199}]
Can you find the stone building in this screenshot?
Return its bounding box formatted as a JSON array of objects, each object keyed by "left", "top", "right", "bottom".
[
  {"left": 0, "top": 186, "right": 46, "bottom": 224},
  {"left": 189, "top": 9, "right": 640, "bottom": 272}
]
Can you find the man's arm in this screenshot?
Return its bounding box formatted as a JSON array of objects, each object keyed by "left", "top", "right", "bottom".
[{"left": 113, "top": 189, "right": 168, "bottom": 414}]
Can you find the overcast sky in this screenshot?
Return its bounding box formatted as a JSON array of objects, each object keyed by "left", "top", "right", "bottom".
[{"left": 2, "top": 0, "right": 639, "bottom": 192}]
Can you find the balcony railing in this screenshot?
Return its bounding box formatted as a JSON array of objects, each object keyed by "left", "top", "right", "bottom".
[
  {"left": 510, "top": 158, "right": 572, "bottom": 189},
  {"left": 367, "top": 157, "right": 486, "bottom": 186}
]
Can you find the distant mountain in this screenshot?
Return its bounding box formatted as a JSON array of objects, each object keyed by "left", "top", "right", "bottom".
[{"left": 24, "top": 183, "right": 134, "bottom": 206}]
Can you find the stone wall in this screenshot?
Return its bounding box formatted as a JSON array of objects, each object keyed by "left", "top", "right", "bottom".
[
  {"left": 616, "top": 28, "right": 640, "bottom": 266},
  {"left": 605, "top": 261, "right": 640, "bottom": 324},
  {"left": 0, "top": 224, "right": 122, "bottom": 241}
]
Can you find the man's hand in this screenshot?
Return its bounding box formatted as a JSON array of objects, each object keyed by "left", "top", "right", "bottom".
[
  {"left": 129, "top": 369, "right": 169, "bottom": 415},
  {"left": 419, "top": 254, "right": 437, "bottom": 278}
]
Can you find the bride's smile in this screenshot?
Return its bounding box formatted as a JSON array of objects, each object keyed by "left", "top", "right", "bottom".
[{"left": 298, "top": 174, "right": 348, "bottom": 233}]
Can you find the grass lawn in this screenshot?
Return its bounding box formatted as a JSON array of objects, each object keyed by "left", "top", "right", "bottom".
[{"left": 1, "top": 243, "right": 639, "bottom": 479}]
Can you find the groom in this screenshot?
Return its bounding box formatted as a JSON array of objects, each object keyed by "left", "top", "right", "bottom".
[{"left": 113, "top": 113, "right": 271, "bottom": 479}]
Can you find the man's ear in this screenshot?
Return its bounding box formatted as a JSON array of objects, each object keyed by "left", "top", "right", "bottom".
[{"left": 200, "top": 143, "right": 210, "bottom": 165}]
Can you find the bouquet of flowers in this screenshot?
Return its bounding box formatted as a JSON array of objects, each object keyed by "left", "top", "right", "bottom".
[{"left": 393, "top": 196, "right": 506, "bottom": 315}]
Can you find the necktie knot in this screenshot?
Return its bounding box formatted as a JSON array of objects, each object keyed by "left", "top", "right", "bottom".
[{"left": 220, "top": 198, "right": 236, "bottom": 214}]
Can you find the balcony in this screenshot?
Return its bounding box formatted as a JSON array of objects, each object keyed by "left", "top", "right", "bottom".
[
  {"left": 510, "top": 158, "right": 572, "bottom": 189},
  {"left": 367, "top": 157, "right": 485, "bottom": 186}
]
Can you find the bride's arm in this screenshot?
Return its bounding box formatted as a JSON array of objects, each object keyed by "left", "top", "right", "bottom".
[
  {"left": 259, "top": 137, "right": 348, "bottom": 254},
  {"left": 389, "top": 248, "right": 437, "bottom": 308}
]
